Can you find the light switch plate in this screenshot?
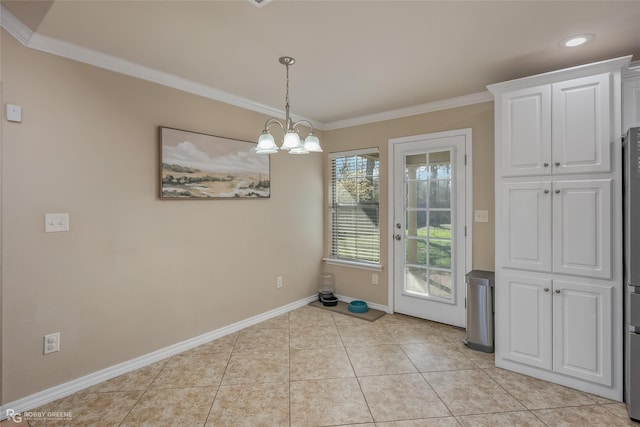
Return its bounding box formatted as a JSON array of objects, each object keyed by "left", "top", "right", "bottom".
[
  {"left": 474, "top": 210, "right": 489, "bottom": 223},
  {"left": 6, "top": 104, "right": 22, "bottom": 122},
  {"left": 45, "top": 213, "right": 70, "bottom": 232}
]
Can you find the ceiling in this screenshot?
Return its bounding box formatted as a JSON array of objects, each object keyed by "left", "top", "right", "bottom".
[{"left": 3, "top": 0, "right": 640, "bottom": 130}]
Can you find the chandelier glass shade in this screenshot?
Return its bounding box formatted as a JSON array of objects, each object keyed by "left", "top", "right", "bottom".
[{"left": 255, "top": 57, "right": 322, "bottom": 155}]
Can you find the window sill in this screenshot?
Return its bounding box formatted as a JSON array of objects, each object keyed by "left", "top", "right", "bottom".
[{"left": 322, "top": 258, "right": 383, "bottom": 271}]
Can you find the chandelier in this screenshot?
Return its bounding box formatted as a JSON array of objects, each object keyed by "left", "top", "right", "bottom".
[{"left": 255, "top": 56, "right": 322, "bottom": 154}]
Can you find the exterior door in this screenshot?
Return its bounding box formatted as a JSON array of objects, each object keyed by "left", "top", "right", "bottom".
[{"left": 390, "top": 130, "right": 470, "bottom": 327}]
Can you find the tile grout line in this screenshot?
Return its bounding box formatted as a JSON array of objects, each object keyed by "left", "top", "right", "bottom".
[
  {"left": 202, "top": 332, "right": 238, "bottom": 426},
  {"left": 478, "top": 366, "right": 539, "bottom": 423},
  {"left": 339, "top": 312, "right": 376, "bottom": 425},
  {"left": 116, "top": 358, "right": 169, "bottom": 426}
]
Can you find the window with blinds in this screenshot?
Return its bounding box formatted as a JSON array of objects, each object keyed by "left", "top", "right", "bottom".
[{"left": 329, "top": 149, "right": 380, "bottom": 263}]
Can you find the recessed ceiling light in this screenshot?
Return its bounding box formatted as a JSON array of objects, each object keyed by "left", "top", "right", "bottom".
[{"left": 559, "top": 34, "right": 594, "bottom": 48}]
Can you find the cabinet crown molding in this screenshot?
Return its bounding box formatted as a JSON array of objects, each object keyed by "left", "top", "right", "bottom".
[{"left": 487, "top": 55, "right": 632, "bottom": 96}]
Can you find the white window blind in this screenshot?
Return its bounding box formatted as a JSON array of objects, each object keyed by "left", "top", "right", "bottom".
[{"left": 329, "top": 149, "right": 380, "bottom": 263}]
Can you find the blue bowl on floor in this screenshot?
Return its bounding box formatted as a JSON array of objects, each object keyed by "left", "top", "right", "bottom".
[{"left": 348, "top": 300, "right": 369, "bottom": 313}]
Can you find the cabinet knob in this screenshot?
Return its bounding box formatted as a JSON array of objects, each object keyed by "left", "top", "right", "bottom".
[
  {"left": 555, "top": 189, "right": 561, "bottom": 194},
  {"left": 544, "top": 162, "right": 549, "bottom": 167},
  {"left": 544, "top": 287, "right": 550, "bottom": 292},
  {"left": 555, "top": 161, "right": 561, "bottom": 167},
  {"left": 555, "top": 289, "right": 561, "bottom": 294},
  {"left": 544, "top": 189, "right": 550, "bottom": 194}
]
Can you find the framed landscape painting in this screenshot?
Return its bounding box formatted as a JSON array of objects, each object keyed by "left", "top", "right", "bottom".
[{"left": 160, "top": 127, "right": 270, "bottom": 199}]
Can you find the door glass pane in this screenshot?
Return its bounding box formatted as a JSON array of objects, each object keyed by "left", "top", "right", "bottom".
[
  {"left": 406, "top": 266, "right": 427, "bottom": 294},
  {"left": 429, "top": 270, "right": 452, "bottom": 299},
  {"left": 406, "top": 181, "right": 429, "bottom": 210},
  {"left": 405, "top": 154, "right": 428, "bottom": 180},
  {"left": 405, "top": 210, "right": 426, "bottom": 237},
  {"left": 430, "top": 180, "right": 451, "bottom": 208},
  {"left": 403, "top": 149, "right": 454, "bottom": 301},
  {"left": 429, "top": 211, "right": 451, "bottom": 235},
  {"left": 405, "top": 238, "right": 426, "bottom": 265},
  {"left": 429, "top": 239, "right": 451, "bottom": 269}
]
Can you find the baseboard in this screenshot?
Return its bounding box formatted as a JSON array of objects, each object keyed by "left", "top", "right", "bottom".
[{"left": 1, "top": 294, "right": 317, "bottom": 420}]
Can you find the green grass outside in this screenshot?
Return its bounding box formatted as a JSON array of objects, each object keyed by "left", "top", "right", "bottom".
[{"left": 406, "top": 225, "right": 451, "bottom": 268}]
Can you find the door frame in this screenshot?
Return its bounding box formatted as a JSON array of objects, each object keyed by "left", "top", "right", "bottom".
[{"left": 387, "top": 128, "right": 473, "bottom": 316}]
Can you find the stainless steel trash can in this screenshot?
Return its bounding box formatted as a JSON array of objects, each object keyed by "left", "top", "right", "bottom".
[{"left": 463, "top": 270, "right": 495, "bottom": 353}]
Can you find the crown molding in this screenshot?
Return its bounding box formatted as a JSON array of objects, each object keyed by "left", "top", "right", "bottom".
[
  {"left": 488, "top": 55, "right": 632, "bottom": 95},
  {"left": 623, "top": 60, "right": 640, "bottom": 78},
  {"left": 323, "top": 91, "right": 494, "bottom": 131},
  {"left": 0, "top": 4, "right": 33, "bottom": 45},
  {"left": 1, "top": 4, "right": 493, "bottom": 132},
  {"left": 25, "top": 32, "right": 307, "bottom": 125}
]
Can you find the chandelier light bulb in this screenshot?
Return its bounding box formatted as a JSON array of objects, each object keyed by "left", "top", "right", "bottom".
[
  {"left": 255, "top": 131, "right": 278, "bottom": 153},
  {"left": 303, "top": 133, "right": 322, "bottom": 152},
  {"left": 289, "top": 146, "right": 309, "bottom": 155},
  {"left": 281, "top": 130, "right": 302, "bottom": 151}
]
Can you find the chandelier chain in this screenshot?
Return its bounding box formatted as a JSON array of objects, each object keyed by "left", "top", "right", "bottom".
[{"left": 285, "top": 61, "right": 291, "bottom": 126}]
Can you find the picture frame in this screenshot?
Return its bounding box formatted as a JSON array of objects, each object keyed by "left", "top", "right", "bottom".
[{"left": 159, "top": 127, "right": 270, "bottom": 199}]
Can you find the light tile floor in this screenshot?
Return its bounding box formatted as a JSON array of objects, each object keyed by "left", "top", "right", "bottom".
[{"left": 11, "top": 305, "right": 640, "bottom": 426}]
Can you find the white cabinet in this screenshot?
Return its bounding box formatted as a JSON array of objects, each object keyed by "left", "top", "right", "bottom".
[
  {"left": 501, "top": 181, "right": 552, "bottom": 272},
  {"left": 500, "top": 73, "right": 611, "bottom": 177},
  {"left": 502, "top": 274, "right": 613, "bottom": 386},
  {"left": 553, "top": 279, "right": 613, "bottom": 385},
  {"left": 490, "top": 56, "right": 628, "bottom": 400},
  {"left": 552, "top": 180, "right": 611, "bottom": 279},
  {"left": 502, "top": 179, "right": 612, "bottom": 279},
  {"left": 501, "top": 274, "right": 552, "bottom": 370},
  {"left": 500, "top": 85, "right": 551, "bottom": 177}
]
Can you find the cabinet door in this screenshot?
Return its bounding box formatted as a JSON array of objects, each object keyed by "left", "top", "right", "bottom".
[
  {"left": 552, "top": 179, "right": 612, "bottom": 279},
  {"left": 552, "top": 73, "right": 611, "bottom": 174},
  {"left": 501, "top": 274, "right": 552, "bottom": 369},
  {"left": 501, "top": 182, "right": 552, "bottom": 272},
  {"left": 501, "top": 85, "right": 552, "bottom": 177},
  {"left": 552, "top": 279, "right": 613, "bottom": 385}
]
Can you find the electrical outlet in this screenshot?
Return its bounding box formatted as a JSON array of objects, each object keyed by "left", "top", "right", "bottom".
[
  {"left": 276, "top": 276, "right": 283, "bottom": 288},
  {"left": 44, "top": 332, "right": 60, "bottom": 355},
  {"left": 372, "top": 273, "right": 379, "bottom": 285}
]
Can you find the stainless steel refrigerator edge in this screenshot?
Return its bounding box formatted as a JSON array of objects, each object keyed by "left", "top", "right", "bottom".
[{"left": 623, "top": 127, "right": 640, "bottom": 422}]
